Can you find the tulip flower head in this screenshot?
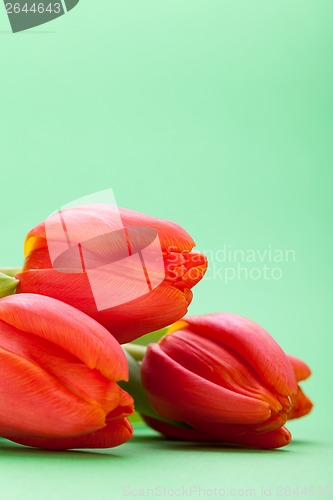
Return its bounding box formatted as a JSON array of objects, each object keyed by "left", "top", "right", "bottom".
[
  {"left": 17, "top": 205, "right": 207, "bottom": 343},
  {"left": 0, "top": 293, "right": 134, "bottom": 449},
  {"left": 141, "top": 313, "right": 313, "bottom": 449}
]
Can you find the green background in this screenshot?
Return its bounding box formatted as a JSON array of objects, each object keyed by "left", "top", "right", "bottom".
[{"left": 0, "top": 1, "right": 332, "bottom": 498}]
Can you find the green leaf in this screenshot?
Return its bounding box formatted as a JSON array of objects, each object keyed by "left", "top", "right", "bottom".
[{"left": 130, "top": 327, "right": 169, "bottom": 346}]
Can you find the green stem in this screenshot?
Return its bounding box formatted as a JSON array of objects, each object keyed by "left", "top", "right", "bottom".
[
  {"left": 0, "top": 272, "right": 19, "bottom": 298},
  {"left": 0, "top": 267, "right": 21, "bottom": 277},
  {"left": 122, "top": 343, "right": 147, "bottom": 361}
]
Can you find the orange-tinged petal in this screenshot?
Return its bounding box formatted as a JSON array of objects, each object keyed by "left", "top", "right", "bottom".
[
  {"left": 120, "top": 206, "right": 196, "bottom": 252},
  {"left": 17, "top": 272, "right": 193, "bottom": 344},
  {"left": 184, "top": 313, "right": 298, "bottom": 397},
  {"left": 141, "top": 344, "right": 272, "bottom": 426},
  {"left": 16, "top": 269, "right": 100, "bottom": 315},
  {"left": 91, "top": 285, "right": 193, "bottom": 344},
  {"left": 288, "top": 386, "right": 313, "bottom": 420},
  {"left": 176, "top": 264, "right": 208, "bottom": 291},
  {"left": 106, "top": 389, "right": 135, "bottom": 421},
  {"left": 24, "top": 234, "right": 48, "bottom": 260},
  {"left": 23, "top": 245, "right": 52, "bottom": 270},
  {"left": 0, "top": 347, "right": 107, "bottom": 439},
  {"left": 164, "top": 251, "right": 208, "bottom": 290},
  {"left": 287, "top": 354, "right": 312, "bottom": 382},
  {"left": 23, "top": 204, "right": 196, "bottom": 260},
  {"left": 18, "top": 205, "right": 207, "bottom": 344},
  {"left": 4, "top": 418, "right": 133, "bottom": 450},
  {"left": 0, "top": 294, "right": 128, "bottom": 381},
  {"left": 0, "top": 320, "right": 132, "bottom": 413}
]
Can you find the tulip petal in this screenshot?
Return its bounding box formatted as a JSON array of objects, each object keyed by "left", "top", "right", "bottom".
[
  {"left": 287, "top": 354, "right": 312, "bottom": 382},
  {"left": 182, "top": 314, "right": 298, "bottom": 397},
  {"left": 0, "top": 294, "right": 128, "bottom": 380},
  {"left": 0, "top": 319, "right": 133, "bottom": 414},
  {"left": 288, "top": 386, "right": 313, "bottom": 420},
  {"left": 18, "top": 205, "right": 207, "bottom": 344},
  {"left": 17, "top": 275, "right": 193, "bottom": 344},
  {"left": 141, "top": 344, "right": 272, "bottom": 426},
  {"left": 106, "top": 389, "right": 135, "bottom": 421},
  {"left": 142, "top": 416, "right": 291, "bottom": 449},
  {"left": 93, "top": 285, "right": 193, "bottom": 344},
  {"left": 0, "top": 346, "right": 108, "bottom": 439},
  {"left": 24, "top": 235, "right": 48, "bottom": 261},
  {"left": 164, "top": 251, "right": 208, "bottom": 291},
  {"left": 23, "top": 245, "right": 52, "bottom": 270},
  {"left": 160, "top": 330, "right": 286, "bottom": 414},
  {"left": 23, "top": 205, "right": 196, "bottom": 260},
  {"left": 4, "top": 418, "right": 133, "bottom": 450},
  {"left": 120, "top": 206, "right": 196, "bottom": 252},
  {"left": 177, "top": 263, "right": 208, "bottom": 291},
  {"left": 16, "top": 269, "right": 104, "bottom": 315}
]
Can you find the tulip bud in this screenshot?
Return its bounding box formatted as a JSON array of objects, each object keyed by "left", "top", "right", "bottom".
[
  {"left": 16, "top": 205, "right": 208, "bottom": 344},
  {"left": 140, "top": 313, "right": 313, "bottom": 449},
  {"left": 0, "top": 293, "right": 134, "bottom": 450}
]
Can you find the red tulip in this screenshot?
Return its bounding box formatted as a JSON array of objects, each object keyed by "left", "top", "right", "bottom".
[
  {"left": 16, "top": 205, "right": 207, "bottom": 344},
  {"left": 0, "top": 293, "right": 134, "bottom": 450},
  {"left": 140, "top": 313, "right": 313, "bottom": 449}
]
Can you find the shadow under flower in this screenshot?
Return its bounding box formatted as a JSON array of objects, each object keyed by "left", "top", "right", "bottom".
[
  {"left": 131, "top": 432, "right": 288, "bottom": 454},
  {"left": 0, "top": 437, "right": 124, "bottom": 459}
]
